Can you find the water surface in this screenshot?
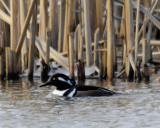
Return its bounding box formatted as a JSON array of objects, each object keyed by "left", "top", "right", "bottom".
[{"left": 0, "top": 75, "right": 160, "bottom": 128}]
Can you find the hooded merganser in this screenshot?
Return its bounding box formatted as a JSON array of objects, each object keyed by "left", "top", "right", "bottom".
[{"left": 39, "top": 73, "right": 118, "bottom": 97}]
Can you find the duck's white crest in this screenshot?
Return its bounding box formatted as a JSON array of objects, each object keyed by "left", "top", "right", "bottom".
[{"left": 58, "top": 77, "right": 72, "bottom": 85}]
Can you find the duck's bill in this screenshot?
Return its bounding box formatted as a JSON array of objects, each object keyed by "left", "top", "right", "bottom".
[{"left": 39, "top": 82, "right": 49, "bottom": 87}]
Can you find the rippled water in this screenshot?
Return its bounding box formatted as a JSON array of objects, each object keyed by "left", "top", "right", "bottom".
[{"left": 1, "top": 74, "right": 160, "bottom": 128}]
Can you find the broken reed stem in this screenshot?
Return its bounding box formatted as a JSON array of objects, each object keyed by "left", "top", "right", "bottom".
[
  {"left": 16, "top": 0, "right": 37, "bottom": 59},
  {"left": 94, "top": 28, "right": 100, "bottom": 68},
  {"left": 83, "top": 0, "right": 92, "bottom": 67},
  {"left": 107, "top": 0, "right": 114, "bottom": 81},
  {"left": 124, "top": 0, "right": 134, "bottom": 80},
  {"left": 134, "top": 0, "right": 140, "bottom": 79},
  {"left": 28, "top": 2, "right": 37, "bottom": 79},
  {"left": 0, "top": 33, "right": 4, "bottom": 78},
  {"left": 68, "top": 33, "right": 74, "bottom": 77}
]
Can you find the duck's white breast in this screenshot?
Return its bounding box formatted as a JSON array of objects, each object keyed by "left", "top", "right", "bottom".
[
  {"left": 52, "top": 88, "right": 76, "bottom": 97},
  {"left": 52, "top": 89, "right": 68, "bottom": 96}
]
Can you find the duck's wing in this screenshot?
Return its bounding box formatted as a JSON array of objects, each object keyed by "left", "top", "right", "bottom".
[{"left": 75, "top": 85, "right": 117, "bottom": 96}]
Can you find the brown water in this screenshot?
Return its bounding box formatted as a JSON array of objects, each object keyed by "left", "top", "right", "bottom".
[{"left": 0, "top": 74, "right": 160, "bottom": 128}]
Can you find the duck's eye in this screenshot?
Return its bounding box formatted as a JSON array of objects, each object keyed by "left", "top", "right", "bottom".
[{"left": 53, "top": 77, "right": 56, "bottom": 80}]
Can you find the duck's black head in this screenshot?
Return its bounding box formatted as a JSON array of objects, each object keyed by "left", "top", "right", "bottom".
[{"left": 39, "top": 73, "right": 76, "bottom": 90}]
